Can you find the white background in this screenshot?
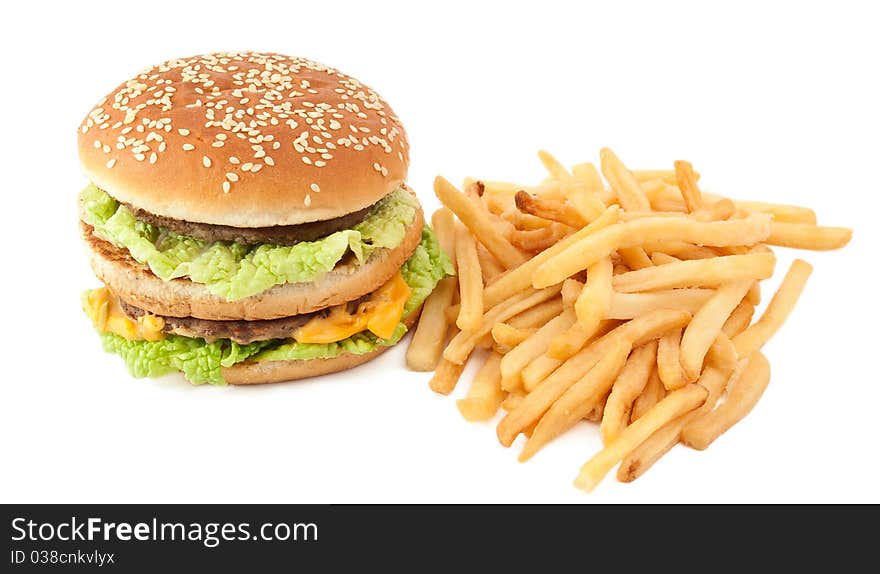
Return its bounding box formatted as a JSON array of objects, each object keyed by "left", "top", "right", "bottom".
[{"left": 1, "top": 0, "right": 877, "bottom": 503}]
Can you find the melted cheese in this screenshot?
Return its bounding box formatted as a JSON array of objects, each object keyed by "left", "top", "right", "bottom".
[
  {"left": 83, "top": 287, "right": 165, "bottom": 342},
  {"left": 294, "top": 272, "right": 411, "bottom": 344}
]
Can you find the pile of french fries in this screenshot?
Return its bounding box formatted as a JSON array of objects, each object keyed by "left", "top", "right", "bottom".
[{"left": 406, "top": 148, "right": 852, "bottom": 491}]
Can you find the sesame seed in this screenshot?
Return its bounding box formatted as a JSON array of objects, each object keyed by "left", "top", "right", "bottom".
[
  {"left": 226, "top": 172, "right": 239, "bottom": 182},
  {"left": 380, "top": 166, "right": 388, "bottom": 176},
  {"left": 310, "top": 183, "right": 320, "bottom": 193},
  {"left": 251, "top": 164, "right": 263, "bottom": 172},
  {"left": 315, "top": 161, "right": 326, "bottom": 167},
  {"left": 222, "top": 181, "right": 231, "bottom": 193},
  {"left": 93, "top": 140, "right": 101, "bottom": 149},
  {"left": 212, "top": 141, "right": 224, "bottom": 147},
  {"left": 149, "top": 152, "right": 158, "bottom": 164},
  {"left": 373, "top": 162, "right": 381, "bottom": 171},
  {"left": 182, "top": 143, "right": 195, "bottom": 151},
  {"left": 178, "top": 128, "right": 190, "bottom": 136},
  {"left": 242, "top": 162, "right": 253, "bottom": 171},
  {"left": 102, "top": 145, "right": 110, "bottom": 153},
  {"left": 202, "top": 156, "right": 212, "bottom": 168},
  {"left": 265, "top": 156, "right": 275, "bottom": 166},
  {"left": 229, "top": 156, "right": 240, "bottom": 164},
  {"left": 301, "top": 157, "right": 312, "bottom": 165},
  {"left": 216, "top": 133, "right": 227, "bottom": 141},
  {"left": 134, "top": 153, "right": 146, "bottom": 161},
  {"left": 304, "top": 194, "right": 312, "bottom": 207},
  {"left": 106, "top": 159, "right": 117, "bottom": 168}
]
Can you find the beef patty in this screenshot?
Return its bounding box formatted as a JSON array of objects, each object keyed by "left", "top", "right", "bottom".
[
  {"left": 119, "top": 298, "right": 362, "bottom": 344},
  {"left": 126, "top": 203, "right": 372, "bottom": 245}
]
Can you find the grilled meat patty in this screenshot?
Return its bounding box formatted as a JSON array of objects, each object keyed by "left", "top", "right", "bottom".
[
  {"left": 119, "top": 299, "right": 364, "bottom": 344},
  {"left": 126, "top": 203, "right": 372, "bottom": 245}
]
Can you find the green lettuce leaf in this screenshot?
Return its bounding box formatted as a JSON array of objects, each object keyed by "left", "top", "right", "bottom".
[
  {"left": 79, "top": 184, "right": 419, "bottom": 301},
  {"left": 99, "top": 332, "right": 271, "bottom": 386},
  {"left": 89, "top": 227, "right": 453, "bottom": 385}
]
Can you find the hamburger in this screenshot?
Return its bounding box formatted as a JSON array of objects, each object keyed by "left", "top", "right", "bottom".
[{"left": 77, "top": 52, "right": 452, "bottom": 385}]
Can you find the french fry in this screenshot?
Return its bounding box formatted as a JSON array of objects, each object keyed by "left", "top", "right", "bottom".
[
  {"left": 656, "top": 328, "right": 684, "bottom": 390},
  {"left": 457, "top": 352, "right": 506, "bottom": 422},
  {"left": 524, "top": 320, "right": 620, "bottom": 389},
  {"left": 521, "top": 354, "right": 565, "bottom": 392},
  {"left": 619, "top": 210, "right": 687, "bottom": 221},
  {"left": 496, "top": 310, "right": 690, "bottom": 446},
  {"left": 431, "top": 208, "right": 457, "bottom": 264},
  {"left": 572, "top": 162, "right": 617, "bottom": 205},
  {"left": 477, "top": 245, "right": 506, "bottom": 284},
  {"left": 721, "top": 301, "right": 755, "bottom": 338},
  {"left": 483, "top": 205, "right": 619, "bottom": 308},
  {"left": 679, "top": 280, "right": 751, "bottom": 381},
  {"left": 643, "top": 240, "right": 718, "bottom": 260},
  {"left": 694, "top": 198, "right": 736, "bottom": 222},
  {"left": 585, "top": 394, "right": 609, "bottom": 423},
  {"left": 455, "top": 222, "right": 484, "bottom": 331},
  {"left": 491, "top": 323, "right": 537, "bottom": 348},
  {"left": 765, "top": 222, "right": 853, "bottom": 250},
  {"left": 618, "top": 246, "right": 653, "bottom": 270},
  {"left": 501, "top": 208, "right": 554, "bottom": 230},
  {"left": 650, "top": 252, "right": 681, "bottom": 266},
  {"left": 651, "top": 196, "right": 689, "bottom": 213},
  {"left": 464, "top": 179, "right": 485, "bottom": 199},
  {"left": 520, "top": 338, "right": 631, "bottom": 461},
  {"left": 501, "top": 391, "right": 526, "bottom": 412},
  {"left": 574, "top": 256, "right": 613, "bottom": 331},
  {"left": 498, "top": 333, "right": 620, "bottom": 447},
  {"left": 631, "top": 368, "right": 666, "bottom": 422},
  {"left": 744, "top": 280, "right": 761, "bottom": 306},
  {"left": 484, "top": 192, "right": 516, "bottom": 216},
  {"left": 508, "top": 224, "right": 571, "bottom": 252},
  {"left": 515, "top": 191, "right": 587, "bottom": 229},
  {"left": 547, "top": 321, "right": 592, "bottom": 360},
  {"left": 507, "top": 298, "right": 565, "bottom": 328},
  {"left": 535, "top": 180, "right": 565, "bottom": 200},
  {"left": 607, "top": 289, "right": 715, "bottom": 319},
  {"left": 430, "top": 357, "right": 467, "bottom": 395},
  {"left": 435, "top": 176, "right": 528, "bottom": 269},
  {"left": 617, "top": 361, "right": 735, "bottom": 482},
  {"left": 674, "top": 160, "right": 703, "bottom": 212},
  {"left": 733, "top": 259, "right": 812, "bottom": 357},
  {"left": 725, "top": 199, "right": 817, "bottom": 224},
  {"left": 406, "top": 277, "right": 458, "bottom": 371},
  {"left": 706, "top": 333, "right": 738, "bottom": 373},
  {"left": 538, "top": 149, "right": 572, "bottom": 181},
  {"left": 600, "top": 148, "right": 651, "bottom": 211},
  {"left": 560, "top": 278, "right": 585, "bottom": 306},
  {"left": 500, "top": 310, "right": 576, "bottom": 391},
  {"left": 533, "top": 215, "right": 773, "bottom": 288},
  {"left": 681, "top": 352, "right": 771, "bottom": 450},
  {"left": 574, "top": 383, "right": 709, "bottom": 491},
  {"left": 600, "top": 341, "right": 658, "bottom": 444},
  {"left": 612, "top": 253, "right": 776, "bottom": 293},
  {"left": 563, "top": 181, "right": 607, "bottom": 222},
  {"left": 444, "top": 285, "right": 562, "bottom": 365}
]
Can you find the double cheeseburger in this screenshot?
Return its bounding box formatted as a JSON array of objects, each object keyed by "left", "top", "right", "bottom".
[{"left": 77, "top": 52, "right": 452, "bottom": 385}]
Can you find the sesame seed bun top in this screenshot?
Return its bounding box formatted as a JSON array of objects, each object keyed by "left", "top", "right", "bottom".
[{"left": 77, "top": 52, "right": 409, "bottom": 227}]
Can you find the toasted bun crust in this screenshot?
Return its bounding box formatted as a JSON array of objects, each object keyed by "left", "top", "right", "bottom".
[
  {"left": 77, "top": 52, "right": 409, "bottom": 227},
  {"left": 82, "top": 208, "right": 424, "bottom": 320},
  {"left": 222, "top": 311, "right": 420, "bottom": 384}
]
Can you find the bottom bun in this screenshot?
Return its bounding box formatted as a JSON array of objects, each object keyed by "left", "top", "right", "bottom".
[{"left": 222, "top": 310, "right": 420, "bottom": 385}]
